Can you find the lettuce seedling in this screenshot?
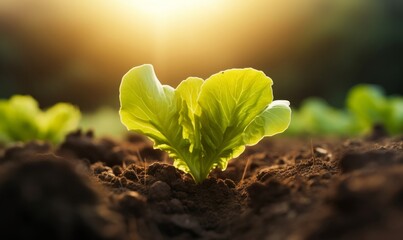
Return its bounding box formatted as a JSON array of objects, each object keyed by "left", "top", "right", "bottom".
[
  {"left": 287, "top": 98, "right": 355, "bottom": 136},
  {"left": 0, "top": 95, "right": 80, "bottom": 144},
  {"left": 347, "top": 84, "right": 403, "bottom": 135},
  {"left": 287, "top": 84, "right": 403, "bottom": 137},
  {"left": 347, "top": 84, "right": 387, "bottom": 133},
  {"left": 119, "top": 64, "right": 291, "bottom": 183}
]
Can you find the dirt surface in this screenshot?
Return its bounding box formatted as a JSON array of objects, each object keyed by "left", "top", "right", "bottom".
[{"left": 0, "top": 130, "right": 402, "bottom": 240}]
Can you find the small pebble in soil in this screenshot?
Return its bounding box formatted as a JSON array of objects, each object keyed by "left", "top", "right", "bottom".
[
  {"left": 112, "top": 165, "right": 123, "bottom": 176},
  {"left": 149, "top": 181, "right": 171, "bottom": 201},
  {"left": 115, "top": 191, "right": 147, "bottom": 217},
  {"left": 314, "top": 147, "right": 329, "bottom": 156}
]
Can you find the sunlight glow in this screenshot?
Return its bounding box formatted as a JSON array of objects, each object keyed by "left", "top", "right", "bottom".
[{"left": 123, "top": 0, "right": 218, "bottom": 19}]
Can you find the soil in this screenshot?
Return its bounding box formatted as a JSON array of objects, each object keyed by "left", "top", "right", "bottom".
[{"left": 0, "top": 129, "right": 402, "bottom": 240}]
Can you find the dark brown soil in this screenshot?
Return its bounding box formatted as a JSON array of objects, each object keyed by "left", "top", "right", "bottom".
[{"left": 0, "top": 130, "right": 402, "bottom": 240}]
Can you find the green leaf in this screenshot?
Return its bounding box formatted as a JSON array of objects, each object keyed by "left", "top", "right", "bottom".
[
  {"left": 243, "top": 100, "right": 291, "bottom": 145},
  {"left": 196, "top": 68, "right": 276, "bottom": 178},
  {"left": 0, "top": 100, "right": 10, "bottom": 143},
  {"left": 3, "top": 95, "right": 41, "bottom": 141},
  {"left": 120, "top": 64, "right": 178, "bottom": 141},
  {"left": 347, "top": 84, "right": 387, "bottom": 133},
  {"left": 175, "top": 77, "right": 203, "bottom": 143},
  {"left": 39, "top": 103, "right": 81, "bottom": 143},
  {"left": 385, "top": 96, "right": 403, "bottom": 134},
  {"left": 119, "top": 64, "right": 200, "bottom": 180}
]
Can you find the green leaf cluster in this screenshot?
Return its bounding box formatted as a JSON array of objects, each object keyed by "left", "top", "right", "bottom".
[
  {"left": 287, "top": 84, "right": 403, "bottom": 136},
  {"left": 119, "top": 64, "right": 291, "bottom": 183},
  {"left": 0, "top": 95, "right": 81, "bottom": 144}
]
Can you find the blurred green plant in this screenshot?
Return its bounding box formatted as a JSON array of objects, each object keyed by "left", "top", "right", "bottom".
[
  {"left": 287, "top": 84, "right": 403, "bottom": 136},
  {"left": 80, "top": 107, "right": 126, "bottom": 138},
  {"left": 287, "top": 98, "right": 354, "bottom": 136},
  {"left": 0, "top": 95, "right": 81, "bottom": 144}
]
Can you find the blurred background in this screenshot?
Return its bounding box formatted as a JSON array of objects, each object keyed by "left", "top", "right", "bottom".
[{"left": 1, "top": 0, "right": 402, "bottom": 109}]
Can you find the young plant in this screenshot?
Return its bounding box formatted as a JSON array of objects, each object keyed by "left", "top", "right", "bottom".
[
  {"left": 0, "top": 95, "right": 81, "bottom": 144},
  {"left": 287, "top": 84, "right": 403, "bottom": 136},
  {"left": 287, "top": 98, "right": 354, "bottom": 136},
  {"left": 119, "top": 64, "right": 291, "bottom": 183},
  {"left": 347, "top": 84, "right": 403, "bottom": 135}
]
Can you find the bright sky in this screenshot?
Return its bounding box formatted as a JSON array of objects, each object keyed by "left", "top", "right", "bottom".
[{"left": 0, "top": 0, "right": 342, "bottom": 86}]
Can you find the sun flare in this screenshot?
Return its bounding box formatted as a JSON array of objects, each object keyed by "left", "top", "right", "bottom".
[{"left": 121, "top": 0, "right": 218, "bottom": 19}]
